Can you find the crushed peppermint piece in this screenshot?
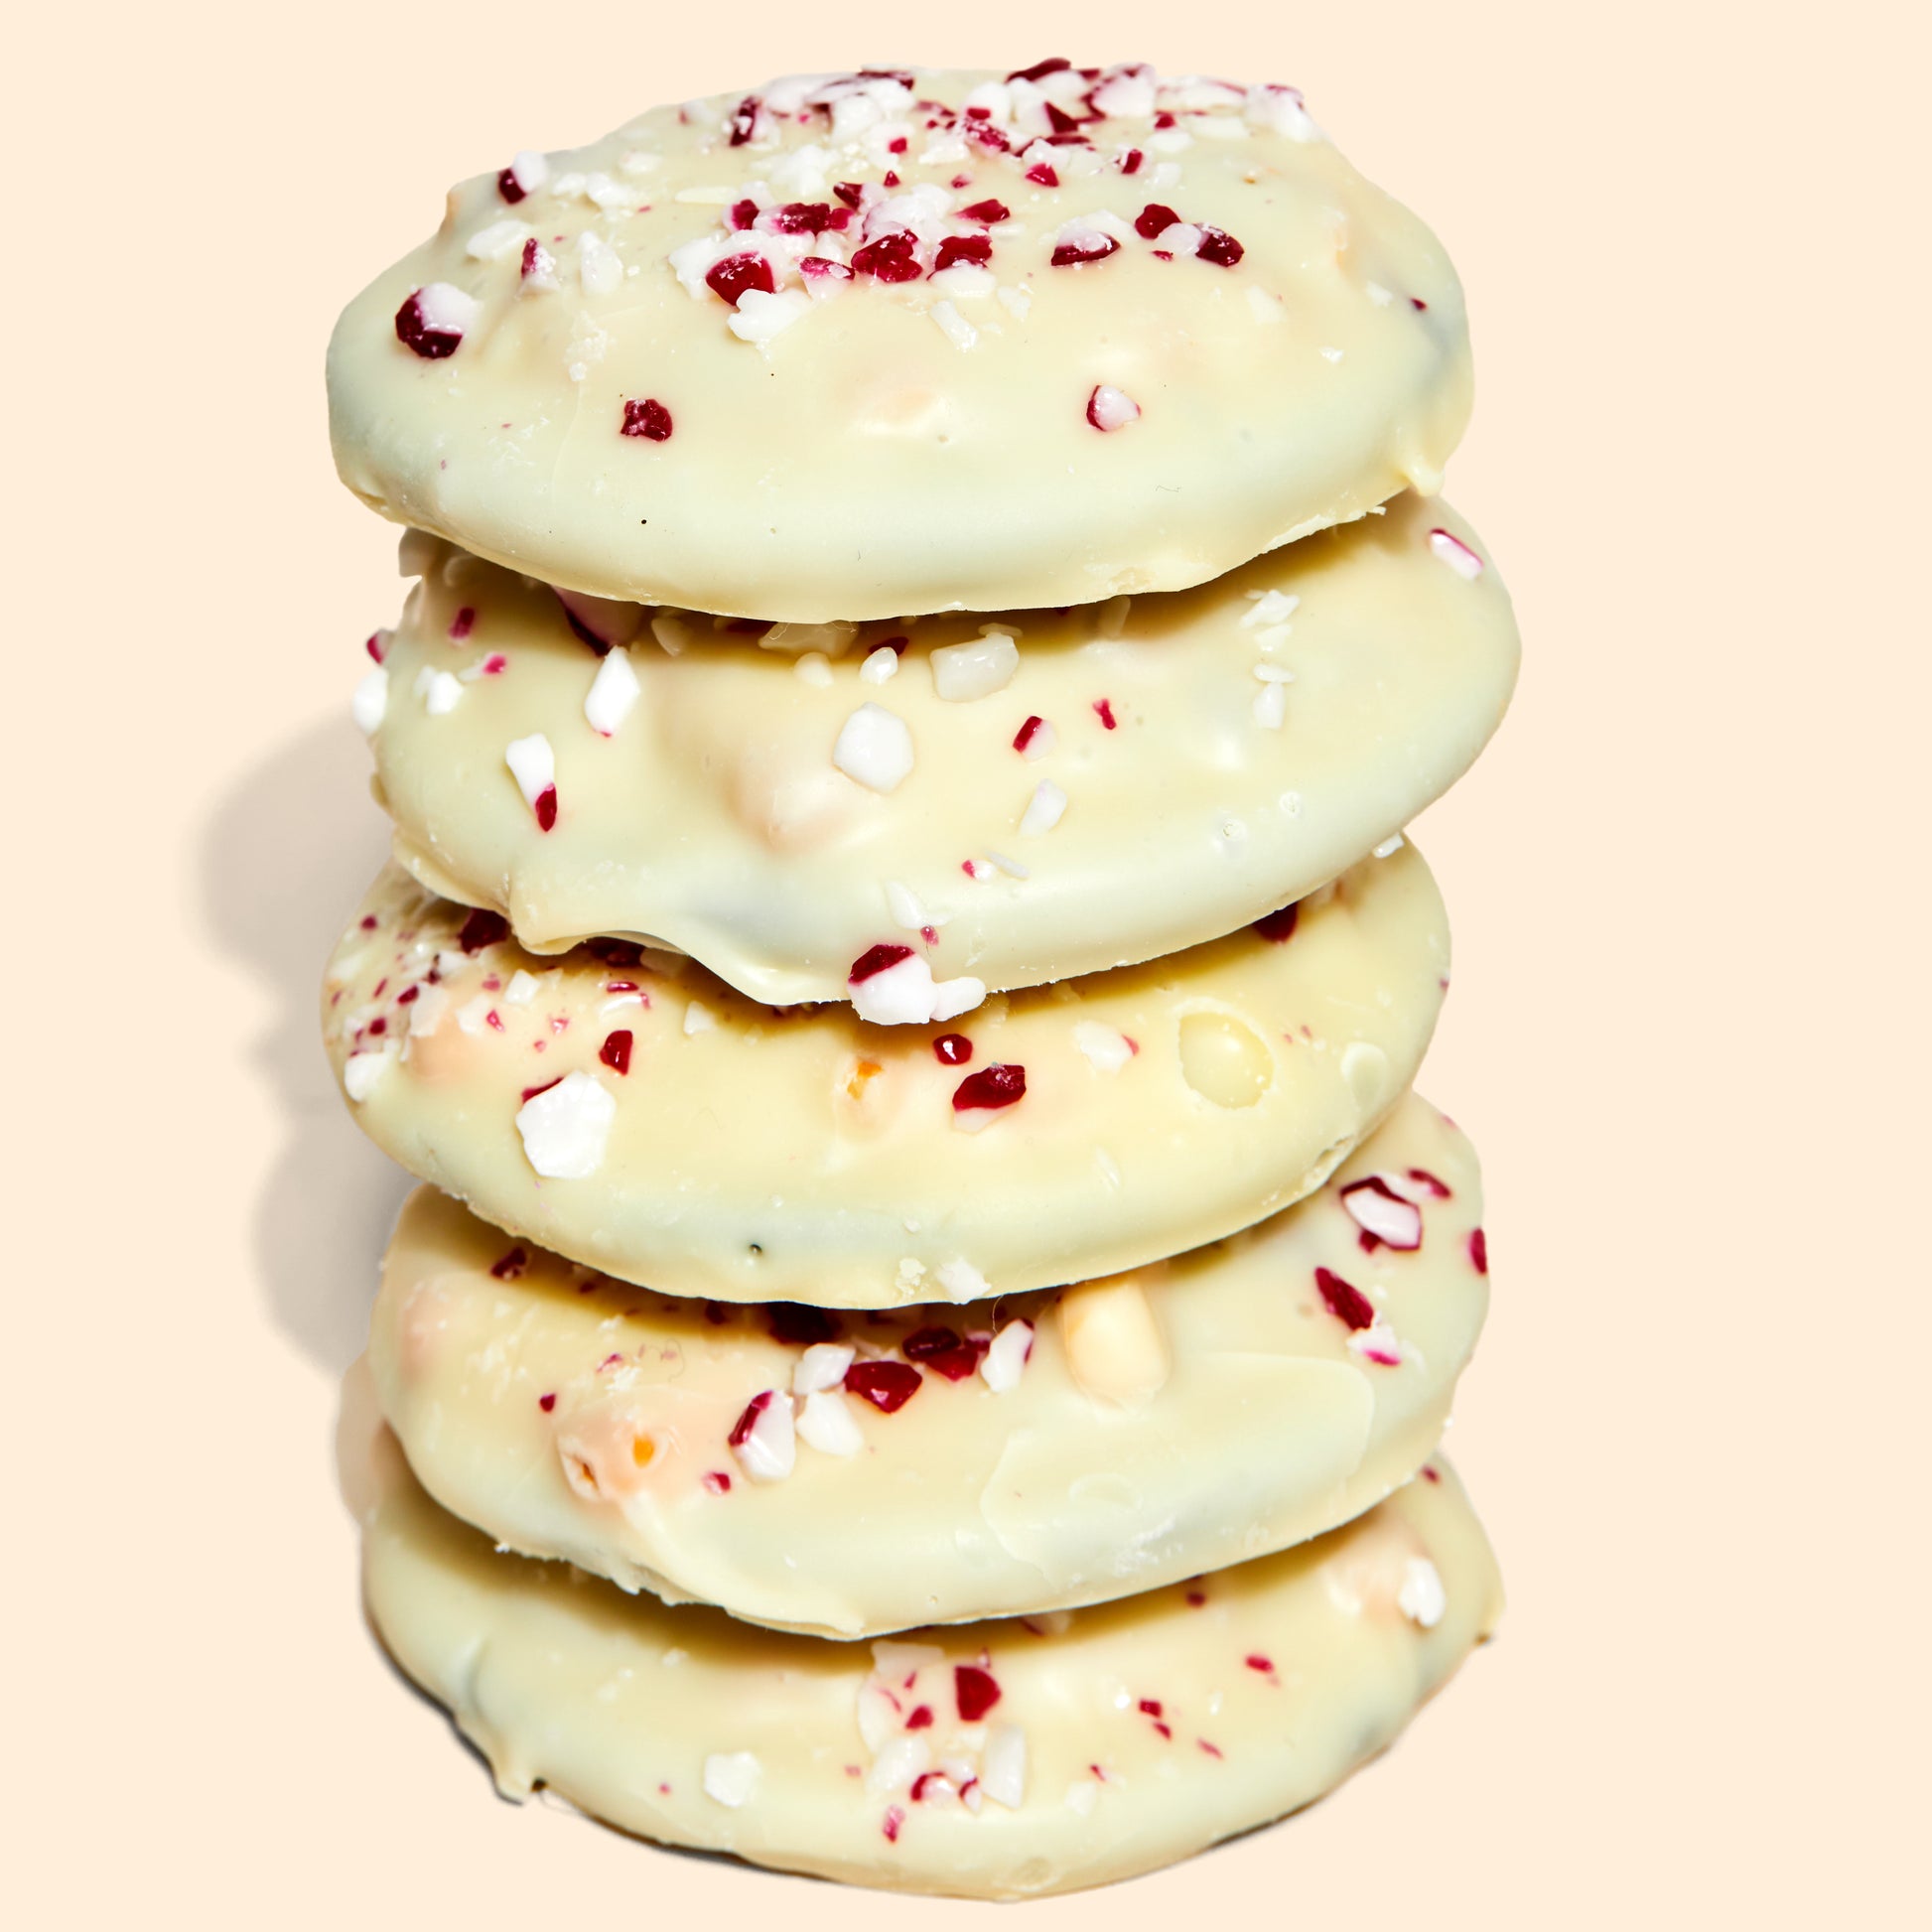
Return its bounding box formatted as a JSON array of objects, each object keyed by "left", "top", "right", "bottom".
[
  {"left": 577, "top": 230, "right": 623, "bottom": 297},
  {"left": 504, "top": 734, "right": 557, "bottom": 827},
  {"left": 796, "top": 1388, "right": 865, "bottom": 1456},
  {"left": 1314, "top": 1265, "right": 1377, "bottom": 1332},
  {"left": 933, "top": 1035, "right": 972, "bottom": 1065},
  {"left": 1429, "top": 528, "right": 1485, "bottom": 578},
  {"left": 1373, "top": 832, "right": 1407, "bottom": 858},
  {"left": 598, "top": 1030, "right": 632, "bottom": 1075},
  {"left": 1255, "top": 902, "right": 1300, "bottom": 942},
  {"left": 954, "top": 1666, "right": 1002, "bottom": 1723},
  {"left": 683, "top": 1001, "right": 717, "bottom": 1035},
  {"left": 1019, "top": 779, "right": 1067, "bottom": 836},
  {"left": 457, "top": 908, "right": 509, "bottom": 953},
  {"left": 1072, "top": 1023, "right": 1135, "bottom": 1073},
  {"left": 845, "top": 1359, "right": 922, "bottom": 1413},
  {"left": 1086, "top": 384, "right": 1141, "bottom": 431},
  {"left": 792, "top": 1342, "right": 857, "bottom": 1396},
  {"left": 1341, "top": 1176, "right": 1424, "bottom": 1251},
  {"left": 833, "top": 703, "right": 915, "bottom": 792},
  {"left": 847, "top": 947, "right": 984, "bottom": 1027},
  {"left": 394, "top": 283, "right": 477, "bottom": 359},
  {"left": 1469, "top": 1228, "right": 1489, "bottom": 1274},
  {"left": 514, "top": 1070, "right": 615, "bottom": 1178},
  {"left": 729, "top": 1390, "right": 796, "bottom": 1481},
  {"left": 952, "top": 1063, "right": 1026, "bottom": 1130},
  {"left": 343, "top": 1047, "right": 395, "bottom": 1101},
  {"left": 1050, "top": 222, "right": 1118, "bottom": 267},
  {"left": 860, "top": 644, "right": 901, "bottom": 684},
  {"left": 584, "top": 647, "right": 640, "bottom": 736},
  {"left": 351, "top": 666, "right": 388, "bottom": 736},
  {"left": 621, "top": 398, "right": 674, "bottom": 441},
  {"left": 929, "top": 299, "right": 977, "bottom": 350},
  {"left": 703, "top": 1751, "right": 760, "bottom": 1808},
  {"left": 930, "top": 631, "right": 1019, "bottom": 701},
  {"left": 417, "top": 667, "right": 463, "bottom": 716},
  {"left": 503, "top": 969, "right": 540, "bottom": 1005},
  {"left": 466, "top": 217, "right": 528, "bottom": 262},
  {"left": 935, "top": 1258, "right": 991, "bottom": 1301},
  {"left": 729, "top": 287, "right": 811, "bottom": 345},
  {"left": 1013, "top": 715, "right": 1055, "bottom": 759},
  {"left": 705, "top": 251, "right": 777, "bottom": 306},
  {"left": 1399, "top": 1556, "right": 1448, "bottom": 1628},
  {"left": 980, "top": 1319, "right": 1035, "bottom": 1392},
  {"left": 980, "top": 1725, "right": 1027, "bottom": 1809}
]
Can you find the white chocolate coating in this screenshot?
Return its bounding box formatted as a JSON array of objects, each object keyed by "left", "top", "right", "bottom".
[
  {"left": 367, "top": 492, "right": 1515, "bottom": 1003},
  {"left": 323, "top": 846, "right": 1449, "bottom": 1308},
  {"left": 355, "top": 1397, "right": 1500, "bottom": 1900},
  {"left": 327, "top": 67, "right": 1471, "bottom": 621},
  {"left": 371, "top": 1094, "right": 1487, "bottom": 1637}
]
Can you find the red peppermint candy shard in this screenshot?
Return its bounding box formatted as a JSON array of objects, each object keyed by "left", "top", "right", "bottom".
[
  {"left": 960, "top": 199, "right": 1011, "bottom": 223},
  {"left": 728, "top": 95, "right": 761, "bottom": 146},
  {"left": 458, "top": 907, "right": 510, "bottom": 953},
  {"left": 771, "top": 202, "right": 837, "bottom": 233},
  {"left": 1093, "top": 698, "right": 1118, "bottom": 730},
  {"left": 833, "top": 181, "right": 865, "bottom": 208},
  {"left": 1469, "top": 1227, "right": 1489, "bottom": 1274},
  {"left": 933, "top": 1034, "right": 973, "bottom": 1066},
  {"left": 534, "top": 784, "right": 558, "bottom": 832},
  {"left": 849, "top": 942, "right": 914, "bottom": 984},
  {"left": 599, "top": 1030, "right": 633, "bottom": 1076},
  {"left": 851, "top": 231, "right": 923, "bottom": 282},
  {"left": 1196, "top": 225, "right": 1245, "bottom": 267},
  {"left": 728, "top": 1390, "right": 775, "bottom": 1448},
  {"left": 1135, "top": 203, "right": 1180, "bottom": 238},
  {"left": 621, "top": 398, "right": 673, "bottom": 441},
  {"left": 933, "top": 233, "right": 993, "bottom": 273},
  {"left": 954, "top": 1665, "right": 1002, "bottom": 1722},
  {"left": 1314, "top": 1266, "right": 1376, "bottom": 1331},
  {"left": 1008, "top": 57, "right": 1072, "bottom": 82},
  {"left": 490, "top": 1247, "right": 529, "bottom": 1281},
  {"left": 728, "top": 197, "right": 759, "bottom": 230},
  {"left": 1254, "top": 902, "right": 1299, "bottom": 942},
  {"left": 901, "top": 1325, "right": 987, "bottom": 1382},
  {"left": 393, "top": 289, "right": 466, "bottom": 359},
  {"left": 1051, "top": 231, "right": 1115, "bottom": 267},
  {"left": 952, "top": 1063, "right": 1026, "bottom": 1112},
  {"left": 705, "top": 252, "right": 777, "bottom": 306},
  {"left": 844, "top": 1359, "right": 922, "bottom": 1413},
  {"left": 496, "top": 167, "right": 526, "bottom": 205},
  {"left": 1026, "top": 161, "right": 1060, "bottom": 187}
]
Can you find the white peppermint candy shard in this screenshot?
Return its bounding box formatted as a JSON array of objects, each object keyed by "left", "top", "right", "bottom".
[
  {"left": 1072, "top": 1022, "right": 1135, "bottom": 1073},
  {"left": 1019, "top": 779, "right": 1068, "bottom": 836},
  {"left": 351, "top": 667, "right": 388, "bottom": 736},
  {"left": 584, "top": 647, "right": 640, "bottom": 736},
  {"left": 848, "top": 951, "right": 985, "bottom": 1027},
  {"left": 980, "top": 1725, "right": 1028, "bottom": 1808},
  {"left": 514, "top": 1070, "right": 615, "bottom": 1178},
  {"left": 833, "top": 703, "right": 914, "bottom": 792},
  {"left": 1399, "top": 1556, "right": 1448, "bottom": 1628},
  {"left": 980, "top": 1319, "right": 1035, "bottom": 1393},
  {"left": 792, "top": 1343, "right": 857, "bottom": 1396},
  {"left": 1340, "top": 1176, "right": 1425, "bottom": 1250},
  {"left": 506, "top": 149, "right": 550, "bottom": 196},
  {"left": 577, "top": 230, "right": 623, "bottom": 296},
  {"left": 1086, "top": 383, "right": 1141, "bottom": 431},
  {"left": 930, "top": 631, "right": 1019, "bottom": 701},
  {"left": 1429, "top": 528, "right": 1485, "bottom": 579},
  {"left": 795, "top": 1389, "right": 865, "bottom": 1456},
  {"left": 504, "top": 733, "right": 555, "bottom": 811},
  {"left": 730, "top": 1390, "right": 796, "bottom": 1482},
  {"left": 343, "top": 1046, "right": 395, "bottom": 1101},
  {"left": 702, "top": 1751, "right": 760, "bottom": 1808}
]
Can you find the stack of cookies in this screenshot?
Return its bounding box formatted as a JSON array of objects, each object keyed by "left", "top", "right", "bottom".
[{"left": 322, "top": 63, "right": 1519, "bottom": 1899}]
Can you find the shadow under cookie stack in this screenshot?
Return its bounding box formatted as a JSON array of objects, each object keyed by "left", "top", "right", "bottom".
[{"left": 322, "top": 62, "right": 1520, "bottom": 1900}]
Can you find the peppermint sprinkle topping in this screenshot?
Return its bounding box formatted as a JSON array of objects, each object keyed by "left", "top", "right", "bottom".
[
  {"left": 1019, "top": 778, "right": 1068, "bottom": 835},
  {"left": 351, "top": 667, "right": 388, "bottom": 737},
  {"left": 1340, "top": 1176, "right": 1424, "bottom": 1251},
  {"left": 729, "top": 1389, "right": 796, "bottom": 1481},
  {"left": 980, "top": 1319, "right": 1035, "bottom": 1393},
  {"left": 393, "top": 283, "right": 477, "bottom": 359},
  {"left": 621, "top": 398, "right": 674, "bottom": 441}
]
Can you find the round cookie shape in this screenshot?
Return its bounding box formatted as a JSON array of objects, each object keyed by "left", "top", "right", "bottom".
[
  {"left": 327, "top": 66, "right": 1471, "bottom": 621},
  {"left": 323, "top": 846, "right": 1449, "bottom": 1309},
  {"left": 355, "top": 1400, "right": 1500, "bottom": 1900},
  {"left": 364, "top": 493, "right": 1516, "bottom": 1004},
  {"left": 372, "top": 1094, "right": 1489, "bottom": 1637}
]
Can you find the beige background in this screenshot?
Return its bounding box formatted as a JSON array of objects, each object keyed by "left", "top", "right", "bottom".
[{"left": 7, "top": 3, "right": 1923, "bottom": 1923}]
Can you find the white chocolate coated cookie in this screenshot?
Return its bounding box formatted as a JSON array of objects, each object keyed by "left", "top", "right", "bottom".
[
  {"left": 372, "top": 1094, "right": 1488, "bottom": 1637},
  {"left": 365, "top": 494, "right": 1515, "bottom": 1004},
  {"left": 327, "top": 66, "right": 1470, "bottom": 621},
  {"left": 323, "top": 847, "right": 1449, "bottom": 1308},
  {"left": 354, "top": 1397, "right": 1500, "bottom": 1900}
]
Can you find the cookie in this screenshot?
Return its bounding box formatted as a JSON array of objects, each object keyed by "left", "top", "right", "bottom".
[
  {"left": 372, "top": 1092, "right": 1487, "bottom": 1637},
  {"left": 362, "top": 491, "right": 1514, "bottom": 1003},
  {"left": 324, "top": 844, "right": 1448, "bottom": 1308},
  {"left": 355, "top": 1395, "right": 1499, "bottom": 1899},
  {"left": 327, "top": 66, "right": 1471, "bottom": 621}
]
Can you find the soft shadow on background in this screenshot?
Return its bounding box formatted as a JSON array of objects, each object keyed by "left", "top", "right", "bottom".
[{"left": 202, "top": 716, "right": 414, "bottom": 1369}]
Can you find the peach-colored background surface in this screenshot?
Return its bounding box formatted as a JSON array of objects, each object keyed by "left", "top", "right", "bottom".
[{"left": 10, "top": 3, "right": 1923, "bottom": 1924}]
